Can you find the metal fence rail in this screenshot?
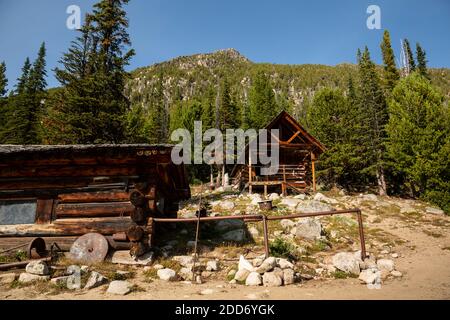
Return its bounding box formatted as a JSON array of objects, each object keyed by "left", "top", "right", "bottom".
[{"left": 153, "top": 208, "right": 366, "bottom": 260}]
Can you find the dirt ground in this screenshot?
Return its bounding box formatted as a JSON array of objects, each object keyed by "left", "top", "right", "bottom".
[{"left": 1, "top": 195, "right": 450, "bottom": 300}]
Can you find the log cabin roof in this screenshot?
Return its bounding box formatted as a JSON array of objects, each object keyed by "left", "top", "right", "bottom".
[{"left": 0, "top": 144, "right": 173, "bottom": 156}]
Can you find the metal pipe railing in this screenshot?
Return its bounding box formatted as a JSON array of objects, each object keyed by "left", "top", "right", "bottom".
[{"left": 153, "top": 208, "right": 367, "bottom": 260}]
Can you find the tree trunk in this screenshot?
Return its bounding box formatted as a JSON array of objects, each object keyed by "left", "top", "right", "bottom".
[{"left": 377, "top": 166, "right": 387, "bottom": 196}]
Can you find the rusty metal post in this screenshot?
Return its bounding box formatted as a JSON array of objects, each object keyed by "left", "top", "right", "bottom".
[
  {"left": 262, "top": 215, "right": 269, "bottom": 259},
  {"left": 356, "top": 209, "right": 367, "bottom": 260}
]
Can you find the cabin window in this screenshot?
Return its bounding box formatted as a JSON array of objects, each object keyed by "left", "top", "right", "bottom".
[{"left": 0, "top": 200, "right": 37, "bottom": 225}]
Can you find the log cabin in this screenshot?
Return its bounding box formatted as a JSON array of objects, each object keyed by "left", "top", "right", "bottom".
[
  {"left": 231, "top": 111, "right": 325, "bottom": 196},
  {"left": 0, "top": 144, "right": 190, "bottom": 254}
]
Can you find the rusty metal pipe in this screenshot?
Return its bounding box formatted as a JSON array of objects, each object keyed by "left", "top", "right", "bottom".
[
  {"left": 153, "top": 208, "right": 366, "bottom": 261},
  {"left": 0, "top": 257, "right": 52, "bottom": 271},
  {"left": 262, "top": 215, "right": 269, "bottom": 259},
  {"left": 356, "top": 210, "right": 367, "bottom": 260},
  {"left": 153, "top": 214, "right": 263, "bottom": 223},
  {"left": 265, "top": 209, "right": 361, "bottom": 220}
]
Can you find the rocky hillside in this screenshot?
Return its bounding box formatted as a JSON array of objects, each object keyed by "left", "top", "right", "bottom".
[{"left": 125, "top": 48, "right": 450, "bottom": 118}]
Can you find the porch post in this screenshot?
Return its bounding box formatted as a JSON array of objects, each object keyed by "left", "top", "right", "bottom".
[{"left": 311, "top": 151, "right": 316, "bottom": 192}]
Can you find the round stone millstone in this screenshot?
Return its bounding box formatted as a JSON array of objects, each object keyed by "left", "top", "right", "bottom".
[{"left": 69, "top": 233, "right": 109, "bottom": 264}]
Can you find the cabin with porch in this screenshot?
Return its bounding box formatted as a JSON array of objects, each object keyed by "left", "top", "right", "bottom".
[{"left": 231, "top": 111, "right": 325, "bottom": 196}]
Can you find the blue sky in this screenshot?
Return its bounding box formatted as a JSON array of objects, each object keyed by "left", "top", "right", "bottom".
[{"left": 1, "top": 0, "right": 449, "bottom": 91}]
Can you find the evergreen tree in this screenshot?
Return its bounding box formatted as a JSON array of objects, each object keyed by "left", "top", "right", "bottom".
[
  {"left": 218, "top": 78, "right": 238, "bottom": 130},
  {"left": 386, "top": 74, "right": 449, "bottom": 213},
  {"left": 44, "top": 0, "right": 134, "bottom": 144},
  {"left": 357, "top": 47, "right": 389, "bottom": 195},
  {"left": 307, "top": 88, "right": 365, "bottom": 189},
  {"left": 28, "top": 42, "right": 47, "bottom": 93},
  {"left": 416, "top": 42, "right": 429, "bottom": 79},
  {"left": 15, "top": 58, "right": 31, "bottom": 94},
  {"left": 248, "top": 70, "right": 277, "bottom": 128},
  {"left": 0, "top": 62, "right": 8, "bottom": 135},
  {"left": 403, "top": 39, "right": 416, "bottom": 72},
  {"left": 380, "top": 30, "right": 399, "bottom": 92},
  {"left": 1, "top": 44, "right": 47, "bottom": 144},
  {"left": 0, "top": 62, "right": 7, "bottom": 97},
  {"left": 201, "top": 86, "right": 215, "bottom": 130}
]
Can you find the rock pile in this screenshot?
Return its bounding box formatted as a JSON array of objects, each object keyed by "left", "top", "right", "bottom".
[
  {"left": 331, "top": 251, "right": 402, "bottom": 286},
  {"left": 231, "top": 255, "right": 297, "bottom": 287}
]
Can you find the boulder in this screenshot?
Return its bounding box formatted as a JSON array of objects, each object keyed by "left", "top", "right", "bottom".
[
  {"left": 362, "top": 194, "right": 378, "bottom": 202},
  {"left": 280, "top": 198, "right": 301, "bottom": 208},
  {"left": 249, "top": 194, "right": 263, "bottom": 205},
  {"left": 280, "top": 219, "right": 296, "bottom": 230},
  {"left": 172, "top": 255, "right": 194, "bottom": 267},
  {"left": 248, "top": 227, "right": 260, "bottom": 238},
  {"left": 245, "top": 272, "right": 262, "bottom": 286},
  {"left": 376, "top": 259, "right": 395, "bottom": 272},
  {"left": 50, "top": 276, "right": 69, "bottom": 285},
  {"left": 358, "top": 268, "right": 381, "bottom": 285},
  {"left": 67, "top": 274, "right": 81, "bottom": 290},
  {"left": 107, "top": 280, "right": 132, "bottom": 295},
  {"left": 313, "top": 193, "right": 338, "bottom": 204},
  {"left": 276, "top": 258, "right": 294, "bottom": 269},
  {"left": 18, "top": 273, "right": 50, "bottom": 283},
  {"left": 206, "top": 260, "right": 219, "bottom": 272},
  {"left": 426, "top": 207, "right": 444, "bottom": 215},
  {"left": 111, "top": 250, "right": 154, "bottom": 266},
  {"left": 25, "top": 260, "right": 49, "bottom": 276},
  {"left": 215, "top": 219, "right": 244, "bottom": 232},
  {"left": 252, "top": 257, "right": 264, "bottom": 267},
  {"left": 234, "top": 269, "right": 250, "bottom": 282},
  {"left": 238, "top": 255, "right": 254, "bottom": 272},
  {"left": 84, "top": 271, "right": 107, "bottom": 289},
  {"left": 262, "top": 272, "right": 283, "bottom": 287},
  {"left": 0, "top": 273, "right": 17, "bottom": 285},
  {"left": 332, "top": 252, "right": 361, "bottom": 275},
  {"left": 294, "top": 217, "right": 322, "bottom": 240},
  {"left": 200, "top": 288, "right": 215, "bottom": 295},
  {"left": 268, "top": 193, "right": 280, "bottom": 200},
  {"left": 400, "top": 205, "right": 417, "bottom": 214},
  {"left": 283, "top": 268, "right": 295, "bottom": 285},
  {"left": 219, "top": 201, "right": 236, "bottom": 210},
  {"left": 157, "top": 268, "right": 177, "bottom": 281},
  {"left": 222, "top": 229, "right": 246, "bottom": 242},
  {"left": 391, "top": 270, "right": 403, "bottom": 278},
  {"left": 296, "top": 200, "right": 334, "bottom": 213},
  {"left": 255, "top": 257, "right": 277, "bottom": 274},
  {"left": 294, "top": 194, "right": 306, "bottom": 200},
  {"left": 178, "top": 267, "right": 193, "bottom": 281}
]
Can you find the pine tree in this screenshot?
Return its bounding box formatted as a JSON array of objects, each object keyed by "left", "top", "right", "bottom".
[
  {"left": 403, "top": 39, "right": 416, "bottom": 72},
  {"left": 357, "top": 47, "right": 389, "bottom": 195},
  {"left": 386, "top": 74, "right": 449, "bottom": 213},
  {"left": 307, "top": 88, "right": 365, "bottom": 188},
  {"left": 0, "top": 62, "right": 7, "bottom": 97},
  {"left": 416, "top": 42, "right": 429, "bottom": 79},
  {"left": 15, "top": 58, "right": 31, "bottom": 94},
  {"left": 218, "top": 78, "right": 238, "bottom": 130},
  {"left": 44, "top": 0, "right": 134, "bottom": 144},
  {"left": 0, "top": 62, "right": 8, "bottom": 135},
  {"left": 28, "top": 42, "right": 47, "bottom": 93},
  {"left": 201, "top": 86, "right": 215, "bottom": 130},
  {"left": 380, "top": 30, "right": 399, "bottom": 91},
  {"left": 248, "top": 70, "right": 277, "bottom": 128},
  {"left": 1, "top": 44, "right": 47, "bottom": 145}
]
